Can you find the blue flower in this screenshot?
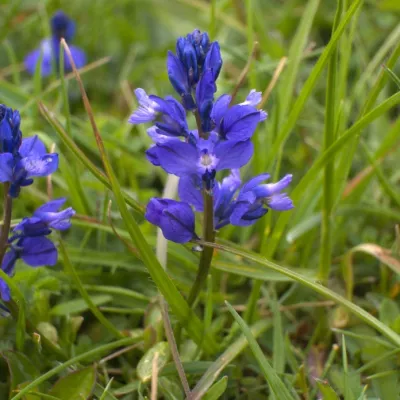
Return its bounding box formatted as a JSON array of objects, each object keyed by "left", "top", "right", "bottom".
[
  {"left": 178, "top": 171, "right": 293, "bottom": 228},
  {"left": 129, "top": 89, "right": 189, "bottom": 138},
  {"left": 24, "top": 11, "right": 86, "bottom": 77},
  {"left": 0, "top": 198, "right": 75, "bottom": 301},
  {"left": 230, "top": 174, "right": 294, "bottom": 226},
  {"left": 179, "top": 169, "right": 241, "bottom": 229},
  {"left": 0, "top": 135, "right": 59, "bottom": 198},
  {"left": 150, "top": 132, "right": 253, "bottom": 188},
  {"left": 0, "top": 105, "right": 22, "bottom": 156},
  {"left": 211, "top": 90, "right": 267, "bottom": 140},
  {"left": 145, "top": 198, "right": 196, "bottom": 243},
  {"left": 168, "top": 30, "right": 222, "bottom": 110}
]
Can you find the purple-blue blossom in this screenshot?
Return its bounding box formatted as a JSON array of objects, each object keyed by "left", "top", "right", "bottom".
[
  {"left": 148, "top": 132, "right": 253, "bottom": 188},
  {"left": 24, "top": 11, "right": 86, "bottom": 76},
  {"left": 179, "top": 171, "right": 294, "bottom": 229},
  {"left": 0, "top": 105, "right": 22, "bottom": 156},
  {"left": 230, "top": 174, "right": 294, "bottom": 226},
  {"left": 129, "top": 29, "right": 294, "bottom": 245},
  {"left": 0, "top": 199, "right": 75, "bottom": 301},
  {"left": 145, "top": 198, "right": 196, "bottom": 243},
  {"left": 0, "top": 135, "right": 59, "bottom": 198}
]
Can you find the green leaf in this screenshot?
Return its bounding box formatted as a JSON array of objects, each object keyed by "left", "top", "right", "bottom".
[
  {"left": 191, "top": 320, "right": 271, "bottom": 399},
  {"left": 202, "top": 376, "right": 228, "bottom": 400},
  {"left": 316, "top": 380, "right": 340, "bottom": 399},
  {"left": 137, "top": 342, "right": 171, "bottom": 382},
  {"left": 48, "top": 366, "right": 96, "bottom": 400},
  {"left": 205, "top": 241, "right": 400, "bottom": 347},
  {"left": 1, "top": 351, "right": 40, "bottom": 394},
  {"left": 225, "top": 302, "right": 295, "bottom": 400},
  {"left": 50, "top": 295, "right": 113, "bottom": 316}
]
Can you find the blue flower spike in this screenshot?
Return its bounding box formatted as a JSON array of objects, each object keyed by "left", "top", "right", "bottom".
[
  {"left": 128, "top": 30, "right": 294, "bottom": 244},
  {"left": 24, "top": 10, "right": 86, "bottom": 77}
]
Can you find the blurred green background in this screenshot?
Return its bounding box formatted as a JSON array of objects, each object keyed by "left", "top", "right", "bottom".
[{"left": 1, "top": 0, "right": 400, "bottom": 399}]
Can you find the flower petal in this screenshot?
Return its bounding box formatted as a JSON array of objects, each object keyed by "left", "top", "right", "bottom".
[
  {"left": 221, "top": 105, "right": 260, "bottom": 140},
  {"left": 155, "top": 141, "right": 198, "bottom": 177},
  {"left": 204, "top": 42, "right": 222, "bottom": 81},
  {"left": 64, "top": 45, "right": 86, "bottom": 70},
  {"left": 145, "top": 198, "right": 196, "bottom": 243},
  {"left": 178, "top": 176, "right": 204, "bottom": 211},
  {"left": 20, "top": 236, "right": 58, "bottom": 267},
  {"left": 22, "top": 154, "right": 59, "bottom": 177},
  {"left": 24, "top": 39, "right": 54, "bottom": 77},
  {"left": 0, "top": 153, "right": 14, "bottom": 182},
  {"left": 239, "top": 173, "right": 271, "bottom": 195},
  {"left": 19, "top": 136, "right": 47, "bottom": 158},
  {"left": 211, "top": 94, "right": 231, "bottom": 129},
  {"left": 34, "top": 198, "right": 66, "bottom": 214},
  {"left": 214, "top": 139, "right": 253, "bottom": 171}
]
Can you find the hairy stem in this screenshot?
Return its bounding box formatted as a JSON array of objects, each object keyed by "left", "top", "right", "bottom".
[
  {"left": 188, "top": 191, "right": 215, "bottom": 306},
  {"left": 0, "top": 183, "right": 12, "bottom": 265}
]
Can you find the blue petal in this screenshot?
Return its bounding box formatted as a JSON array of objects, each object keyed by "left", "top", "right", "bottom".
[
  {"left": 230, "top": 202, "right": 266, "bottom": 227},
  {"left": 129, "top": 89, "right": 161, "bottom": 124},
  {"left": 21, "top": 154, "right": 59, "bottom": 177},
  {"left": 0, "top": 279, "right": 10, "bottom": 302},
  {"left": 214, "top": 139, "right": 253, "bottom": 171},
  {"left": 19, "top": 136, "right": 47, "bottom": 158},
  {"left": 204, "top": 42, "right": 222, "bottom": 81},
  {"left": 167, "top": 51, "right": 189, "bottom": 96},
  {"left": 34, "top": 198, "right": 66, "bottom": 213},
  {"left": 214, "top": 170, "right": 241, "bottom": 216},
  {"left": 1, "top": 248, "right": 18, "bottom": 275},
  {"left": 155, "top": 141, "right": 198, "bottom": 177},
  {"left": 145, "top": 198, "right": 196, "bottom": 244},
  {"left": 221, "top": 105, "right": 260, "bottom": 140},
  {"left": 178, "top": 176, "right": 204, "bottom": 211},
  {"left": 24, "top": 39, "right": 54, "bottom": 77},
  {"left": 146, "top": 146, "right": 161, "bottom": 166},
  {"left": 240, "top": 173, "right": 271, "bottom": 195},
  {"left": 240, "top": 90, "right": 262, "bottom": 107},
  {"left": 51, "top": 11, "right": 76, "bottom": 41},
  {"left": 211, "top": 94, "right": 231, "bottom": 129},
  {"left": 35, "top": 207, "right": 75, "bottom": 231},
  {"left": 196, "top": 70, "right": 216, "bottom": 132},
  {"left": 64, "top": 45, "right": 86, "bottom": 70},
  {"left": 268, "top": 193, "right": 294, "bottom": 211},
  {"left": 20, "top": 236, "right": 58, "bottom": 267},
  {"left": 253, "top": 174, "right": 293, "bottom": 197},
  {"left": 0, "top": 153, "right": 14, "bottom": 182}
]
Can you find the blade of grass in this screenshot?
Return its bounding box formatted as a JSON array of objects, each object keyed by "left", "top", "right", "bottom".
[
  {"left": 225, "top": 301, "right": 294, "bottom": 400},
  {"left": 196, "top": 239, "right": 400, "bottom": 347},
  {"left": 59, "top": 241, "right": 124, "bottom": 339},
  {"left": 319, "top": 0, "right": 342, "bottom": 283},
  {"left": 38, "top": 102, "right": 144, "bottom": 215},
  {"left": 190, "top": 319, "right": 271, "bottom": 399}
]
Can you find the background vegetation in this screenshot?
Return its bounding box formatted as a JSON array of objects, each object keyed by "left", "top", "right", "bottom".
[{"left": 0, "top": 0, "right": 400, "bottom": 399}]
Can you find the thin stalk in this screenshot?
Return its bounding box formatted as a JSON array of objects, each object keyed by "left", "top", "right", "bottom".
[
  {"left": 318, "top": 0, "right": 342, "bottom": 283},
  {"left": 187, "top": 191, "right": 215, "bottom": 306},
  {"left": 0, "top": 183, "right": 12, "bottom": 264}
]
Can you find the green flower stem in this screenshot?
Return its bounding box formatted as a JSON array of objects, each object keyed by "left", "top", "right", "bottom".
[
  {"left": 0, "top": 183, "right": 12, "bottom": 265},
  {"left": 188, "top": 191, "right": 215, "bottom": 306}
]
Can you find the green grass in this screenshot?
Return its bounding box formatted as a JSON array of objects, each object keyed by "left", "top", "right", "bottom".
[{"left": 1, "top": 0, "right": 400, "bottom": 399}]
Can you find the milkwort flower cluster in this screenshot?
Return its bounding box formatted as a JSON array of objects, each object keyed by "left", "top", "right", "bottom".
[
  {"left": 0, "top": 104, "right": 75, "bottom": 301},
  {"left": 129, "top": 30, "right": 294, "bottom": 244},
  {"left": 24, "top": 10, "right": 86, "bottom": 77}
]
